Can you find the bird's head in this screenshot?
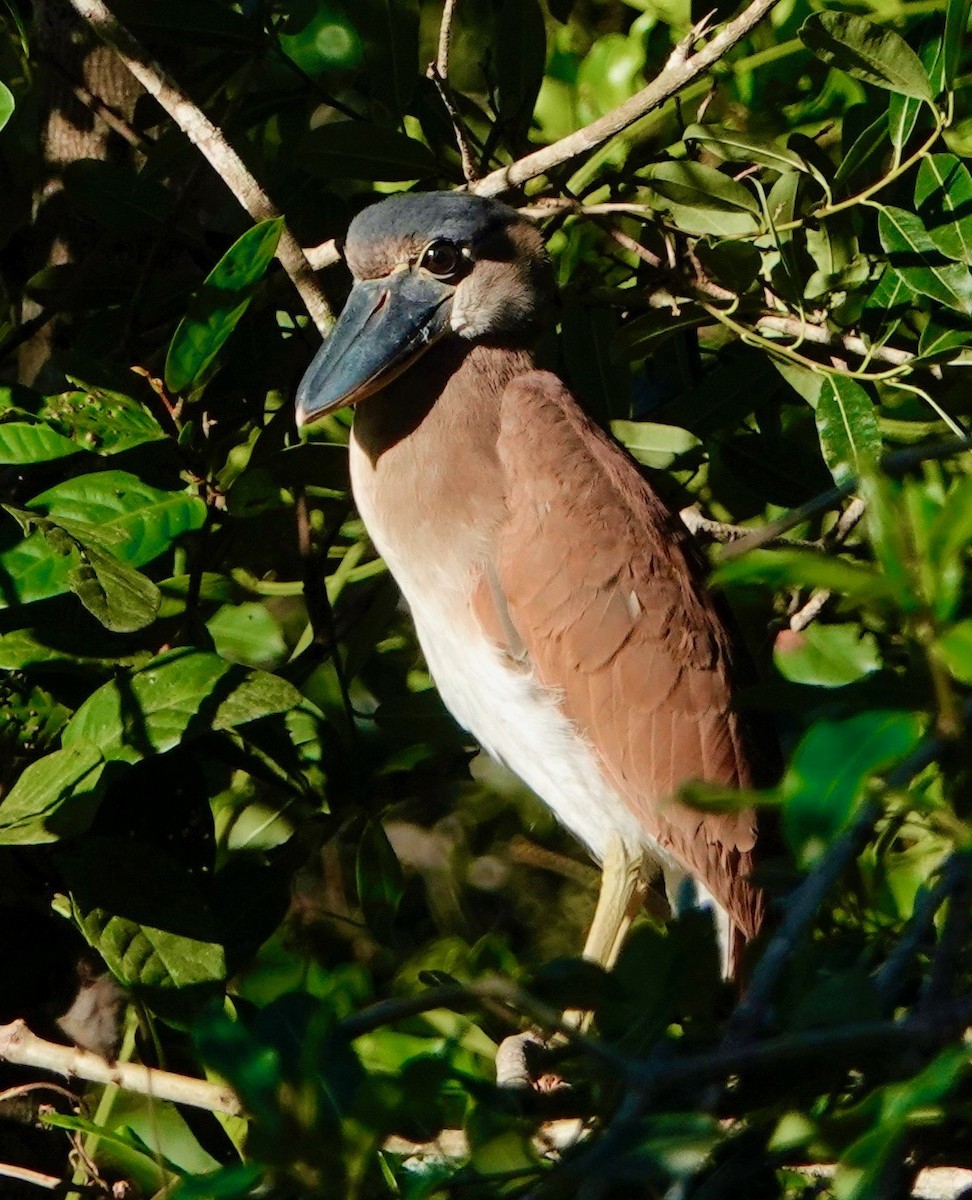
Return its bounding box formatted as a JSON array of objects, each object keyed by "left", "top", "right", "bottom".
[{"left": 295, "top": 192, "right": 549, "bottom": 426}]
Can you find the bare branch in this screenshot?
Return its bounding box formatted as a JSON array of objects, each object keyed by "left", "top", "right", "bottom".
[
  {"left": 471, "top": 0, "right": 781, "bottom": 198},
  {"left": 66, "top": 0, "right": 334, "bottom": 335},
  {"left": 0, "top": 1021, "right": 241, "bottom": 1117},
  {"left": 427, "top": 0, "right": 480, "bottom": 182}
]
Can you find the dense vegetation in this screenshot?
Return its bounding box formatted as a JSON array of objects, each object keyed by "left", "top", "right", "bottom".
[{"left": 2, "top": 0, "right": 972, "bottom": 1196}]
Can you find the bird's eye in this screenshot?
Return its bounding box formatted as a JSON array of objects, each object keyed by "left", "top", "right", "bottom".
[{"left": 421, "top": 239, "right": 461, "bottom": 279}]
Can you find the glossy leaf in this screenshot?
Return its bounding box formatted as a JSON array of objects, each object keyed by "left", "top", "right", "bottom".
[
  {"left": 782, "top": 710, "right": 922, "bottom": 867},
  {"left": 611, "top": 420, "right": 702, "bottom": 468},
  {"left": 800, "top": 13, "right": 933, "bottom": 101},
  {"left": 0, "top": 421, "right": 82, "bottom": 464},
  {"left": 165, "top": 218, "right": 284, "bottom": 394},
  {"left": 877, "top": 206, "right": 972, "bottom": 313},
  {"left": 915, "top": 154, "right": 972, "bottom": 263},
  {"left": 0, "top": 81, "right": 12, "bottom": 132},
  {"left": 299, "top": 122, "right": 437, "bottom": 182},
  {"left": 774, "top": 623, "right": 881, "bottom": 687},
  {"left": 0, "top": 472, "right": 206, "bottom": 608},
  {"left": 40, "top": 383, "right": 166, "bottom": 454},
  {"left": 919, "top": 312, "right": 972, "bottom": 358},
  {"left": 0, "top": 741, "right": 105, "bottom": 844},
  {"left": 63, "top": 648, "right": 306, "bottom": 764},
  {"left": 814, "top": 375, "right": 881, "bottom": 485}
]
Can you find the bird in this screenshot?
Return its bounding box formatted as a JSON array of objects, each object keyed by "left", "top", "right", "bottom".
[{"left": 296, "top": 192, "right": 768, "bottom": 978}]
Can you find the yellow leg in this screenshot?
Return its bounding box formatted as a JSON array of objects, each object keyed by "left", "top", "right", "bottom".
[{"left": 581, "top": 835, "right": 649, "bottom": 970}]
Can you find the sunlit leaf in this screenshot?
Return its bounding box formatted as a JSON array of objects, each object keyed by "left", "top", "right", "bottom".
[
  {"left": 814, "top": 375, "right": 881, "bottom": 485},
  {"left": 0, "top": 81, "right": 13, "bottom": 133},
  {"left": 782, "top": 710, "right": 923, "bottom": 867},
  {"left": 774, "top": 623, "right": 881, "bottom": 687},
  {"left": 0, "top": 741, "right": 105, "bottom": 844},
  {"left": 611, "top": 420, "right": 702, "bottom": 468},
  {"left": 0, "top": 421, "right": 82, "bottom": 464},
  {"left": 684, "top": 124, "right": 810, "bottom": 173},
  {"left": 915, "top": 153, "right": 972, "bottom": 263},
  {"left": 877, "top": 205, "right": 972, "bottom": 312}
]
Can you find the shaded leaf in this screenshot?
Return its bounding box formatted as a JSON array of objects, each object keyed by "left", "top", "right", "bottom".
[
  {"left": 800, "top": 13, "right": 933, "bottom": 101},
  {"left": 356, "top": 819, "right": 403, "bottom": 941},
  {"left": 299, "top": 122, "right": 437, "bottom": 182},
  {"left": 493, "top": 0, "right": 547, "bottom": 144},
  {"left": 919, "top": 311, "right": 972, "bottom": 358},
  {"left": 165, "top": 218, "right": 284, "bottom": 394},
  {"left": 643, "top": 162, "right": 760, "bottom": 237},
  {"left": 611, "top": 304, "right": 710, "bottom": 361},
  {"left": 684, "top": 123, "right": 810, "bottom": 173},
  {"left": 59, "top": 837, "right": 227, "bottom": 991},
  {"left": 944, "top": 0, "right": 971, "bottom": 85}
]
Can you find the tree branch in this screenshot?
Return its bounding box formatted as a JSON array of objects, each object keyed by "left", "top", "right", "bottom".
[
  {"left": 0, "top": 1021, "right": 241, "bottom": 1117},
  {"left": 427, "top": 0, "right": 480, "bottom": 182},
  {"left": 470, "top": 0, "right": 781, "bottom": 198},
  {"left": 65, "top": 0, "right": 334, "bottom": 335}
]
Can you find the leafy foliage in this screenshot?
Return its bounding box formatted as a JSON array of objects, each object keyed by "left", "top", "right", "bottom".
[{"left": 2, "top": 0, "right": 972, "bottom": 1197}]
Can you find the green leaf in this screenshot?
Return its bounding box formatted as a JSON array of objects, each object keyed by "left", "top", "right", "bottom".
[
  {"left": 889, "top": 93, "right": 921, "bottom": 157},
  {"left": 944, "top": 0, "right": 971, "bottom": 85},
  {"left": 611, "top": 304, "right": 711, "bottom": 361},
  {"left": 814, "top": 375, "right": 881, "bottom": 485},
  {"left": 919, "top": 311, "right": 972, "bottom": 358},
  {"left": 782, "top": 710, "right": 923, "bottom": 868},
  {"left": 66, "top": 540, "right": 162, "bottom": 633},
  {"left": 298, "top": 122, "right": 437, "bottom": 182},
  {"left": 59, "top": 837, "right": 227, "bottom": 991},
  {"left": 611, "top": 420, "right": 702, "bottom": 468},
  {"left": 800, "top": 13, "right": 934, "bottom": 101},
  {"left": 642, "top": 162, "right": 760, "bottom": 237},
  {"left": 684, "top": 124, "right": 810, "bottom": 173},
  {"left": 915, "top": 153, "right": 972, "bottom": 263},
  {"left": 935, "top": 619, "right": 972, "bottom": 683},
  {"left": 356, "top": 820, "right": 403, "bottom": 941},
  {"left": 165, "top": 217, "right": 283, "bottom": 394},
  {"left": 774, "top": 623, "right": 881, "bottom": 687},
  {"left": 643, "top": 161, "right": 760, "bottom": 215},
  {"left": 714, "top": 548, "right": 890, "bottom": 601},
  {"left": 877, "top": 205, "right": 972, "bottom": 313},
  {"left": 42, "top": 382, "right": 166, "bottom": 454},
  {"left": 834, "top": 111, "right": 890, "bottom": 193},
  {"left": 0, "top": 742, "right": 105, "bottom": 845},
  {"left": 0, "top": 421, "right": 82, "bottom": 465},
  {"left": 0, "top": 81, "right": 13, "bottom": 133},
  {"left": 62, "top": 648, "right": 305, "bottom": 764},
  {"left": 207, "top": 602, "right": 287, "bottom": 670},
  {"left": 0, "top": 472, "right": 206, "bottom": 608}
]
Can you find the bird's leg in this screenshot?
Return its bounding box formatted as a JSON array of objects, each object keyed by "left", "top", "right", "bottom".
[{"left": 581, "top": 835, "right": 650, "bottom": 971}]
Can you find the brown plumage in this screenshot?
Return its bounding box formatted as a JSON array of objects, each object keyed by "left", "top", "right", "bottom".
[{"left": 296, "top": 193, "right": 770, "bottom": 974}]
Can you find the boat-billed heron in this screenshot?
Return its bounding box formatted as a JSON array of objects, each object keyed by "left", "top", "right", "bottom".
[{"left": 296, "top": 192, "right": 766, "bottom": 977}]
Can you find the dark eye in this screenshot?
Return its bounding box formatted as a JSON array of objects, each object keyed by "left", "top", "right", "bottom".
[{"left": 421, "top": 239, "right": 461, "bottom": 279}]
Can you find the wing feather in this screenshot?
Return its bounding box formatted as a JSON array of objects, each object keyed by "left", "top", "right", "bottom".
[{"left": 475, "top": 370, "right": 768, "bottom": 939}]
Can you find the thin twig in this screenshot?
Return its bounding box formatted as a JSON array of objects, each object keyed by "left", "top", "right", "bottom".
[
  {"left": 66, "top": 0, "right": 333, "bottom": 334},
  {"left": 788, "top": 497, "right": 866, "bottom": 631},
  {"left": 427, "top": 0, "right": 480, "bottom": 181},
  {"left": 471, "top": 0, "right": 781, "bottom": 198}
]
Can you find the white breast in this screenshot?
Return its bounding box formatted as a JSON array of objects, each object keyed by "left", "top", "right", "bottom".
[{"left": 350, "top": 434, "right": 651, "bottom": 867}]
